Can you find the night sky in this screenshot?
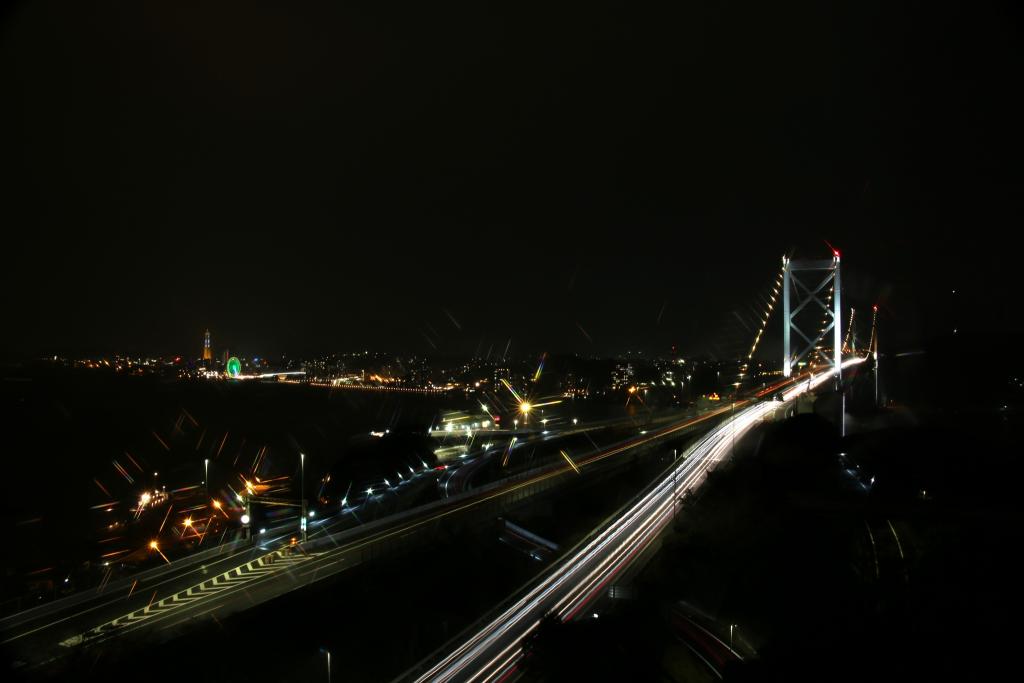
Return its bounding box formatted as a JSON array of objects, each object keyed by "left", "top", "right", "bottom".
[{"left": 2, "top": 1, "right": 1021, "bottom": 359}]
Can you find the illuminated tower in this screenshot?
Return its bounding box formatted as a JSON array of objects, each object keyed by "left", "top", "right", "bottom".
[
  {"left": 203, "top": 329, "right": 213, "bottom": 364},
  {"left": 782, "top": 252, "right": 842, "bottom": 381}
]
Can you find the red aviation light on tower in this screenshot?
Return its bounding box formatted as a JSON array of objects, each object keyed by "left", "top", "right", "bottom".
[{"left": 833, "top": 248, "right": 841, "bottom": 259}]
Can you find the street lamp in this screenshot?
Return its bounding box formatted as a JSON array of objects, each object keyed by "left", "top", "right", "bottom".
[
  {"left": 149, "top": 539, "right": 169, "bottom": 564},
  {"left": 241, "top": 491, "right": 252, "bottom": 542},
  {"left": 320, "top": 648, "right": 331, "bottom": 683},
  {"left": 300, "top": 452, "right": 307, "bottom": 542}
]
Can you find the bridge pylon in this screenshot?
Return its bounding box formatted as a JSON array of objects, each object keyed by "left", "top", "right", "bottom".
[{"left": 782, "top": 252, "right": 842, "bottom": 382}]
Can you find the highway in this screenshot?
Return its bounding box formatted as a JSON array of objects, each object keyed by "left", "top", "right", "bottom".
[
  {"left": 404, "top": 359, "right": 864, "bottom": 683},
  {"left": 1, "top": 399, "right": 741, "bottom": 674}
]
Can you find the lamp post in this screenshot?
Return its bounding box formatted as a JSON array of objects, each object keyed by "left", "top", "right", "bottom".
[
  {"left": 321, "top": 648, "right": 331, "bottom": 683},
  {"left": 241, "top": 502, "right": 251, "bottom": 541},
  {"left": 300, "top": 452, "right": 307, "bottom": 543},
  {"left": 204, "top": 458, "right": 209, "bottom": 494}
]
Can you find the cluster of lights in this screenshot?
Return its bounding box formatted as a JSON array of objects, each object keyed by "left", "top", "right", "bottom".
[
  {"left": 842, "top": 307, "right": 857, "bottom": 354},
  {"left": 866, "top": 305, "right": 879, "bottom": 359},
  {"left": 739, "top": 256, "right": 788, "bottom": 383},
  {"left": 133, "top": 489, "right": 167, "bottom": 519},
  {"left": 319, "top": 378, "right": 447, "bottom": 394}
]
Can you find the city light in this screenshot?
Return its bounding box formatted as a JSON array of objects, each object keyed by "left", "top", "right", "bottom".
[{"left": 148, "top": 539, "right": 170, "bottom": 564}]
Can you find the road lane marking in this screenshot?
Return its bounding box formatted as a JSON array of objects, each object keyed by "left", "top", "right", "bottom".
[{"left": 58, "top": 549, "right": 318, "bottom": 648}]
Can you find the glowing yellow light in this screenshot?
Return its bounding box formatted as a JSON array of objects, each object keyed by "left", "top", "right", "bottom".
[
  {"left": 183, "top": 517, "right": 193, "bottom": 527},
  {"left": 149, "top": 540, "right": 159, "bottom": 550},
  {"left": 519, "top": 402, "right": 532, "bottom": 414}
]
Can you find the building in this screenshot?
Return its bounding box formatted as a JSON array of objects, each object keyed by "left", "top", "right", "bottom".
[{"left": 202, "top": 329, "right": 213, "bottom": 364}]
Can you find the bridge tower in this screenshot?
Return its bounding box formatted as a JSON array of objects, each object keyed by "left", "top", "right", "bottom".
[{"left": 782, "top": 251, "right": 842, "bottom": 381}]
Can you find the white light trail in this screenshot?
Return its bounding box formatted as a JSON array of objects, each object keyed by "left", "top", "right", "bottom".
[{"left": 413, "top": 357, "right": 865, "bottom": 683}]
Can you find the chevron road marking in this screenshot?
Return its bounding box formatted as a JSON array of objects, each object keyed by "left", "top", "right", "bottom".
[{"left": 58, "top": 549, "right": 318, "bottom": 648}]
